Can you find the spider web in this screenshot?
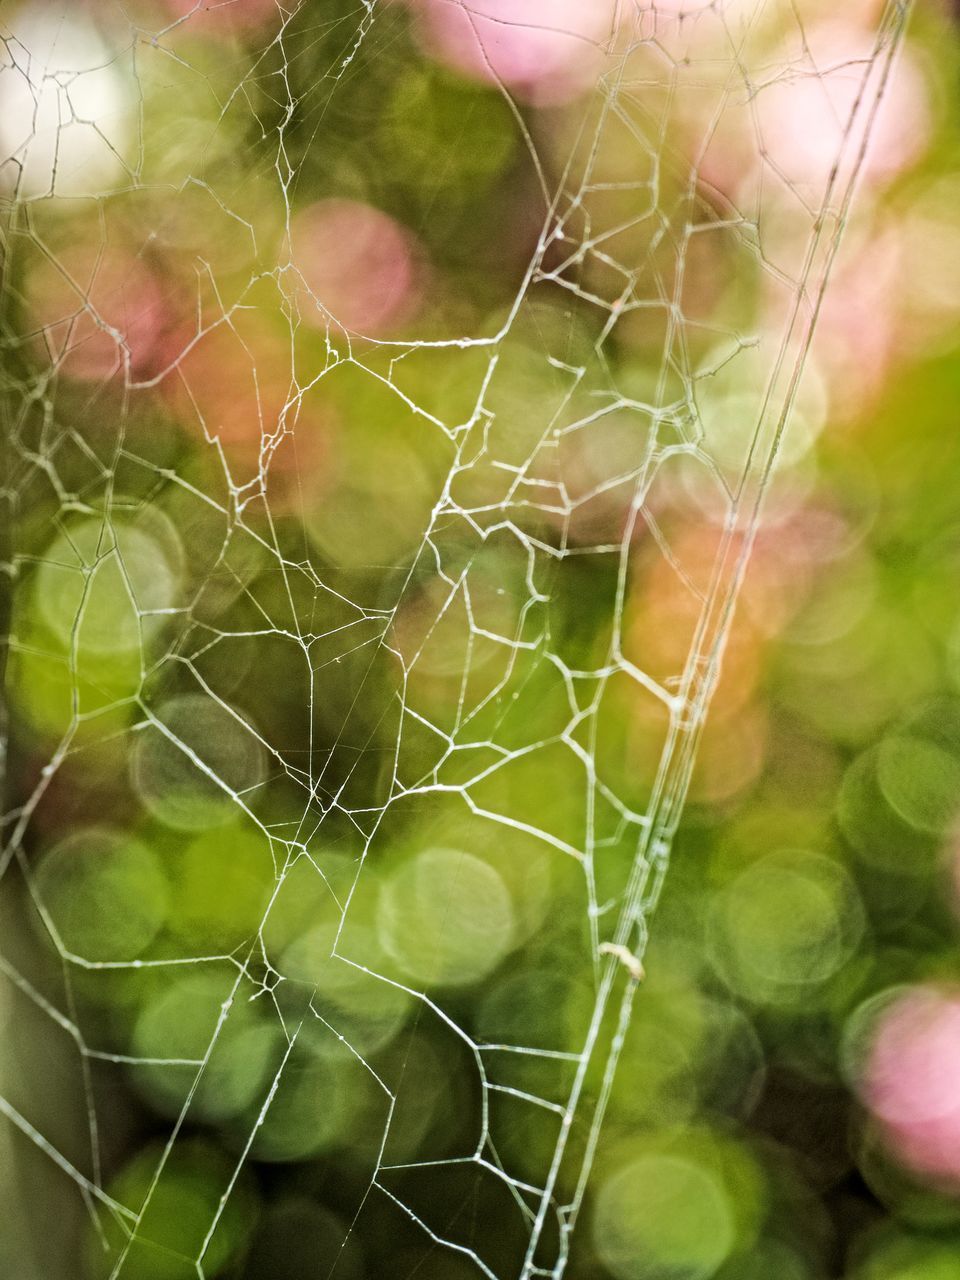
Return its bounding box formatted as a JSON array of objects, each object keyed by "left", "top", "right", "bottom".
[{"left": 0, "top": 2, "right": 913, "bottom": 1277}]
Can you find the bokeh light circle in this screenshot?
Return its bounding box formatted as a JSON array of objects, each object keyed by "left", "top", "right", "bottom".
[
  {"left": 32, "top": 512, "right": 182, "bottom": 657},
  {"left": 858, "top": 984, "right": 960, "bottom": 1186},
  {"left": 130, "top": 693, "right": 266, "bottom": 831},
  {"left": 593, "top": 1151, "right": 736, "bottom": 1280},
  {"left": 133, "top": 972, "right": 277, "bottom": 1122},
  {"left": 707, "top": 851, "right": 864, "bottom": 1003},
  {"left": 33, "top": 827, "right": 169, "bottom": 963},
  {"left": 378, "top": 847, "right": 516, "bottom": 988}
]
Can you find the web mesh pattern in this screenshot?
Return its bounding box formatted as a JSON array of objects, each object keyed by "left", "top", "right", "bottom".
[{"left": 0, "top": 2, "right": 912, "bottom": 1277}]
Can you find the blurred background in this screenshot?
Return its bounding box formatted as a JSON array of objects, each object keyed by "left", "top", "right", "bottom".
[{"left": 3, "top": 1, "right": 960, "bottom": 1278}]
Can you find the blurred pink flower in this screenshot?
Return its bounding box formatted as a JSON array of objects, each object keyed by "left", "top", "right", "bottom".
[
  {"left": 799, "top": 192, "right": 960, "bottom": 422},
  {"left": 864, "top": 985, "right": 960, "bottom": 1186},
  {"left": 164, "top": 311, "right": 330, "bottom": 497},
  {"left": 810, "top": 225, "right": 902, "bottom": 420},
  {"left": 761, "top": 23, "right": 927, "bottom": 188},
  {"left": 27, "top": 246, "right": 181, "bottom": 384},
  {"left": 641, "top": 0, "right": 713, "bottom": 12},
  {"left": 700, "top": 21, "right": 929, "bottom": 206},
  {"left": 408, "top": 0, "right": 617, "bottom": 106},
  {"left": 289, "top": 199, "right": 424, "bottom": 338},
  {"left": 160, "top": 0, "right": 280, "bottom": 33}
]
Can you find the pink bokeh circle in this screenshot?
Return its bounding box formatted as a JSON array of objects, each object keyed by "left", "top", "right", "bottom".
[
  {"left": 289, "top": 199, "right": 424, "bottom": 338},
  {"left": 408, "top": 0, "right": 617, "bottom": 107},
  {"left": 863, "top": 985, "right": 960, "bottom": 1186},
  {"left": 160, "top": 0, "right": 281, "bottom": 34}
]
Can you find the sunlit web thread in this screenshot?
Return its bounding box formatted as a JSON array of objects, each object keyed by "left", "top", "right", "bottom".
[{"left": 519, "top": 5, "right": 915, "bottom": 1276}]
